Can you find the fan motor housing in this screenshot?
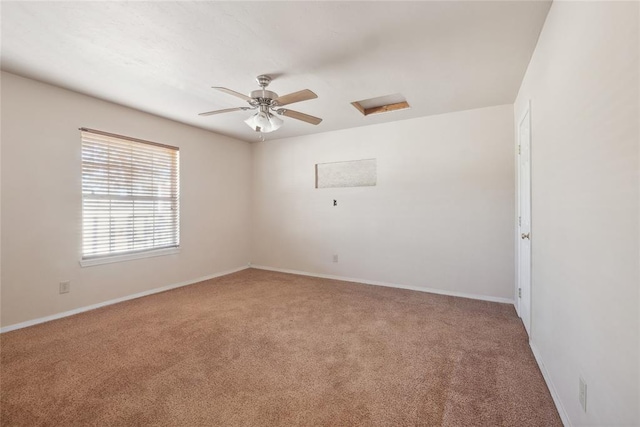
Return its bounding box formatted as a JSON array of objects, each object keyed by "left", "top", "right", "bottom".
[{"left": 250, "top": 89, "right": 278, "bottom": 102}]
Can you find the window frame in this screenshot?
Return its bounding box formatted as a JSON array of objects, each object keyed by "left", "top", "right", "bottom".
[{"left": 79, "top": 128, "right": 180, "bottom": 267}]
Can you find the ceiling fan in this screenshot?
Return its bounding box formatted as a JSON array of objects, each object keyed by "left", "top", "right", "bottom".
[{"left": 199, "top": 75, "right": 322, "bottom": 133}]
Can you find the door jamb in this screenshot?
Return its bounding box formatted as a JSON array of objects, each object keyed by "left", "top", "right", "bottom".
[{"left": 516, "top": 100, "right": 531, "bottom": 319}]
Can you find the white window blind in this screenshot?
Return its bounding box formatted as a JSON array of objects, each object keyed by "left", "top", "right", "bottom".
[{"left": 81, "top": 129, "right": 180, "bottom": 261}]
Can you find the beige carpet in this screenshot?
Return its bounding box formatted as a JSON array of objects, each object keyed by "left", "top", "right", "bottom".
[{"left": 1, "top": 269, "right": 561, "bottom": 426}]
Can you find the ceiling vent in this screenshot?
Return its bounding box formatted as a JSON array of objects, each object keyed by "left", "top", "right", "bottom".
[{"left": 351, "top": 94, "right": 410, "bottom": 117}]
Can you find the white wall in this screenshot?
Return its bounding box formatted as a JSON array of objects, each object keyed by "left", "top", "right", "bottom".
[
  {"left": 514, "top": 2, "right": 639, "bottom": 425},
  {"left": 251, "top": 105, "right": 515, "bottom": 301},
  {"left": 0, "top": 72, "right": 251, "bottom": 327}
]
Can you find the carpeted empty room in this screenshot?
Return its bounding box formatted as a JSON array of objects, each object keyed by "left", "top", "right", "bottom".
[
  {"left": 2, "top": 1, "right": 639, "bottom": 426},
  {"left": 1, "top": 270, "right": 561, "bottom": 426}
]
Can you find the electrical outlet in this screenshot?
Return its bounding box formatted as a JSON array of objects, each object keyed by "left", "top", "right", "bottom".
[
  {"left": 333, "top": 254, "right": 338, "bottom": 263},
  {"left": 579, "top": 376, "right": 587, "bottom": 412},
  {"left": 59, "top": 281, "right": 71, "bottom": 294}
]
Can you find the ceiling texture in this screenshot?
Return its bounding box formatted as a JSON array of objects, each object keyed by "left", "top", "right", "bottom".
[{"left": 1, "top": 1, "right": 551, "bottom": 143}]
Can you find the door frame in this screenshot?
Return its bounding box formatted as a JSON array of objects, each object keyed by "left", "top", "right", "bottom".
[{"left": 516, "top": 100, "right": 532, "bottom": 332}]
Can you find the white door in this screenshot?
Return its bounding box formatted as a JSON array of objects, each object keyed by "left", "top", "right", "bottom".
[{"left": 518, "top": 105, "right": 532, "bottom": 337}]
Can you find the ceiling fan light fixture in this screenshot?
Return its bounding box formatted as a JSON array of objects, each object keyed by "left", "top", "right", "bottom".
[
  {"left": 244, "top": 110, "right": 283, "bottom": 133},
  {"left": 200, "top": 75, "right": 321, "bottom": 134}
]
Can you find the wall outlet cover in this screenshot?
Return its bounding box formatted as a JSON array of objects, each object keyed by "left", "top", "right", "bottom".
[
  {"left": 579, "top": 376, "right": 587, "bottom": 412},
  {"left": 59, "top": 281, "right": 71, "bottom": 294}
]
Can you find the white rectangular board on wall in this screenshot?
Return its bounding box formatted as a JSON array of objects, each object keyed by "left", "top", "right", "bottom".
[{"left": 315, "top": 159, "right": 377, "bottom": 188}]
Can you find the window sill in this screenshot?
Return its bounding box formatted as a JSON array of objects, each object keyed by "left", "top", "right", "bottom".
[{"left": 80, "top": 247, "right": 180, "bottom": 267}]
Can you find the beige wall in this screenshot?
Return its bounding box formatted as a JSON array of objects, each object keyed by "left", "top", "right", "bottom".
[
  {"left": 0, "top": 72, "right": 251, "bottom": 327},
  {"left": 251, "top": 105, "right": 516, "bottom": 301},
  {"left": 514, "top": 2, "right": 639, "bottom": 425}
]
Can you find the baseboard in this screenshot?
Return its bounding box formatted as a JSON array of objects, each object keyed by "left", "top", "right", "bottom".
[
  {"left": 2, "top": 264, "right": 514, "bottom": 333},
  {"left": 250, "top": 265, "right": 515, "bottom": 305},
  {"left": 0, "top": 265, "right": 250, "bottom": 334},
  {"left": 530, "top": 341, "right": 571, "bottom": 427}
]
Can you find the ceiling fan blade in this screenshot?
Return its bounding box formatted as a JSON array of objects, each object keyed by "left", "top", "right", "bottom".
[
  {"left": 212, "top": 87, "right": 252, "bottom": 102},
  {"left": 279, "top": 109, "right": 323, "bottom": 125},
  {"left": 274, "top": 89, "right": 318, "bottom": 106},
  {"left": 198, "top": 107, "right": 249, "bottom": 116}
]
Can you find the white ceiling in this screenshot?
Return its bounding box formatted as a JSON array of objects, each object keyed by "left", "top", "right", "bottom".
[{"left": 1, "top": 1, "right": 551, "bottom": 143}]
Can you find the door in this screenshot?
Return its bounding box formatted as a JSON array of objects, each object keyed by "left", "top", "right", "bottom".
[{"left": 517, "top": 105, "right": 532, "bottom": 337}]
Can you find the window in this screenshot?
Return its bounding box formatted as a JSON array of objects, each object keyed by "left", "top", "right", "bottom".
[{"left": 80, "top": 128, "right": 179, "bottom": 266}]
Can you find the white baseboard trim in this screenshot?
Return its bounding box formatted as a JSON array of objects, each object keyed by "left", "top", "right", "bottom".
[
  {"left": 0, "top": 266, "right": 249, "bottom": 334},
  {"left": 530, "top": 341, "right": 571, "bottom": 427},
  {"left": 250, "top": 265, "right": 515, "bottom": 305}
]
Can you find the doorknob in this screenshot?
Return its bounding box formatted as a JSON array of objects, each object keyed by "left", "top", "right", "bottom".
[{"left": 521, "top": 233, "right": 530, "bottom": 240}]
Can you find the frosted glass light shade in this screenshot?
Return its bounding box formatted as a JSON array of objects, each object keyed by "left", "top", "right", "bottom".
[{"left": 244, "top": 111, "right": 283, "bottom": 133}]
